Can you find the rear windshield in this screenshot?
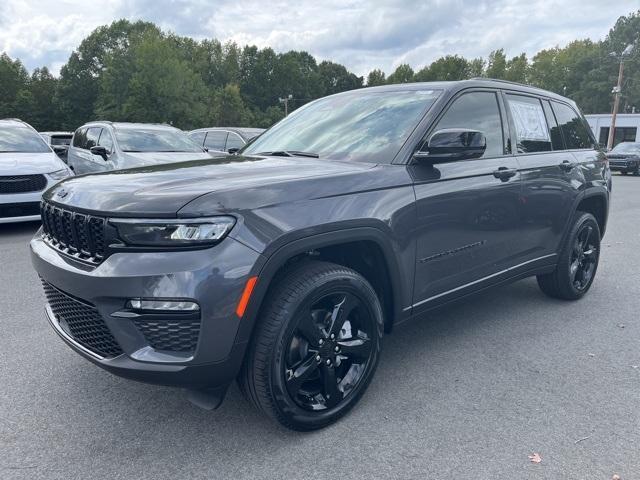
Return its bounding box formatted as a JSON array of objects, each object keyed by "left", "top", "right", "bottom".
[
  {"left": 50, "top": 135, "right": 72, "bottom": 146},
  {"left": 115, "top": 128, "right": 204, "bottom": 153},
  {"left": 0, "top": 126, "right": 50, "bottom": 153}
]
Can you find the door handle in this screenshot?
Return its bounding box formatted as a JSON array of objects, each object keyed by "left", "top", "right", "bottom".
[
  {"left": 559, "top": 160, "right": 576, "bottom": 172},
  {"left": 493, "top": 167, "right": 517, "bottom": 182}
]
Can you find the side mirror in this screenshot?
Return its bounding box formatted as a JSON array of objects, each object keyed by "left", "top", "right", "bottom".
[
  {"left": 52, "top": 145, "right": 67, "bottom": 155},
  {"left": 227, "top": 147, "right": 240, "bottom": 154},
  {"left": 414, "top": 129, "right": 486, "bottom": 163},
  {"left": 90, "top": 145, "right": 110, "bottom": 160}
]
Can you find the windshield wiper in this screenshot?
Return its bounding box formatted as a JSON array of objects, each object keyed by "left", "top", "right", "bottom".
[{"left": 255, "top": 150, "right": 319, "bottom": 158}]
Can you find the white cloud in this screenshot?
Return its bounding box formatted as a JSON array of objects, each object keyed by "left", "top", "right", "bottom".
[{"left": 0, "top": 0, "right": 637, "bottom": 76}]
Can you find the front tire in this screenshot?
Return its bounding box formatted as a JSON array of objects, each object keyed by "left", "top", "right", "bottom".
[
  {"left": 537, "top": 212, "right": 600, "bottom": 300},
  {"left": 239, "top": 260, "right": 384, "bottom": 430}
]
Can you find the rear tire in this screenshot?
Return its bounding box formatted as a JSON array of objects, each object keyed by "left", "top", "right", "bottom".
[
  {"left": 537, "top": 212, "right": 600, "bottom": 300},
  {"left": 239, "top": 260, "right": 383, "bottom": 430}
]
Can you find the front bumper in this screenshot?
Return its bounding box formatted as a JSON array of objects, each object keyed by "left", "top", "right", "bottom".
[
  {"left": 31, "top": 233, "right": 263, "bottom": 390},
  {"left": 610, "top": 162, "right": 638, "bottom": 173}
]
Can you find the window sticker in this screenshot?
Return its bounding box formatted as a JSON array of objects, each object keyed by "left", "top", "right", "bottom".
[{"left": 509, "top": 99, "right": 550, "bottom": 141}]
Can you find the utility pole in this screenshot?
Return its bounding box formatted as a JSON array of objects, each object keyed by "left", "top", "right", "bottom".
[
  {"left": 607, "top": 44, "right": 634, "bottom": 150},
  {"left": 279, "top": 94, "right": 293, "bottom": 116}
]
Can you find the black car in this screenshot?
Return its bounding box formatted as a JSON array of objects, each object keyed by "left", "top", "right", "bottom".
[
  {"left": 606, "top": 141, "right": 640, "bottom": 175},
  {"left": 31, "top": 79, "right": 611, "bottom": 430}
]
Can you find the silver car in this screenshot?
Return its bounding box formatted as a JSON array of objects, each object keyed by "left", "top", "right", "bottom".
[
  {"left": 67, "top": 122, "right": 211, "bottom": 174},
  {"left": 0, "top": 119, "right": 73, "bottom": 223}
]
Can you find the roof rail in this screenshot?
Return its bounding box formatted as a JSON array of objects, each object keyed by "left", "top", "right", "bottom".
[{"left": 468, "top": 77, "right": 533, "bottom": 88}]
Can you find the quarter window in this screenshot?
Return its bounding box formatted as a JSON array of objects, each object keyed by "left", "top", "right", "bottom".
[
  {"left": 226, "top": 133, "right": 245, "bottom": 150},
  {"left": 505, "top": 94, "right": 552, "bottom": 153},
  {"left": 431, "top": 91, "right": 505, "bottom": 158},
  {"left": 204, "top": 131, "right": 228, "bottom": 151},
  {"left": 551, "top": 102, "right": 593, "bottom": 150}
]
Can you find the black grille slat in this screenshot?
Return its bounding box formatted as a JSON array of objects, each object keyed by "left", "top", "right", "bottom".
[
  {"left": 133, "top": 319, "right": 201, "bottom": 353},
  {"left": 0, "top": 174, "right": 47, "bottom": 194},
  {"left": 40, "top": 201, "right": 106, "bottom": 264},
  {"left": 42, "top": 281, "right": 123, "bottom": 358},
  {"left": 0, "top": 202, "right": 40, "bottom": 218}
]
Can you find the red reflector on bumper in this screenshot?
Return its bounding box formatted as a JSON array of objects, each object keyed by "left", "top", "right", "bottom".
[{"left": 236, "top": 276, "right": 258, "bottom": 318}]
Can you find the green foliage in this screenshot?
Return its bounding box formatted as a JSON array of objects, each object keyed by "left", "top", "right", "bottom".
[{"left": 1, "top": 10, "right": 640, "bottom": 130}]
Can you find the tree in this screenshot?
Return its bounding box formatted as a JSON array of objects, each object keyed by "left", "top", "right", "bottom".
[
  {"left": 414, "top": 55, "right": 470, "bottom": 81},
  {"left": 486, "top": 49, "right": 507, "bottom": 79},
  {"left": 366, "top": 69, "right": 386, "bottom": 86},
  {"left": 27, "top": 67, "right": 59, "bottom": 130},
  {"left": 210, "top": 84, "right": 250, "bottom": 126},
  {"left": 387, "top": 64, "right": 414, "bottom": 84},
  {"left": 0, "top": 53, "right": 29, "bottom": 118},
  {"left": 504, "top": 53, "right": 528, "bottom": 83},
  {"left": 317, "top": 61, "right": 362, "bottom": 96}
]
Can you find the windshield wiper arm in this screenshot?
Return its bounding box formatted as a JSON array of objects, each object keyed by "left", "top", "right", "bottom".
[{"left": 255, "top": 150, "right": 319, "bottom": 158}]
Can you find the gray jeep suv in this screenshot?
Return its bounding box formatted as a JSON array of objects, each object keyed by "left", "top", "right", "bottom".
[{"left": 31, "top": 80, "right": 611, "bottom": 430}]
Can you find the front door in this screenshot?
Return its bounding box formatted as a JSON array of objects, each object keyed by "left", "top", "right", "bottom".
[{"left": 410, "top": 89, "right": 523, "bottom": 313}]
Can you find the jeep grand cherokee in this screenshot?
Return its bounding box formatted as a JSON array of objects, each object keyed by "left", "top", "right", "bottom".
[{"left": 31, "top": 79, "right": 611, "bottom": 430}]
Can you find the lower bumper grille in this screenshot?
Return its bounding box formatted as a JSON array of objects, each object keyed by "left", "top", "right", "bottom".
[
  {"left": 0, "top": 174, "right": 47, "bottom": 194},
  {"left": 42, "top": 281, "right": 123, "bottom": 358},
  {"left": 133, "top": 318, "right": 200, "bottom": 352},
  {"left": 0, "top": 202, "right": 40, "bottom": 218}
]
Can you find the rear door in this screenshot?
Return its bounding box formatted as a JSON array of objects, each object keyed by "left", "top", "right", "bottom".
[
  {"left": 410, "top": 89, "right": 523, "bottom": 312},
  {"left": 68, "top": 128, "right": 87, "bottom": 173},
  {"left": 503, "top": 93, "right": 578, "bottom": 264}
]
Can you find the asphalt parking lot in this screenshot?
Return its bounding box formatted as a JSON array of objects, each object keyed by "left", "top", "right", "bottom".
[{"left": 1, "top": 175, "right": 638, "bottom": 480}]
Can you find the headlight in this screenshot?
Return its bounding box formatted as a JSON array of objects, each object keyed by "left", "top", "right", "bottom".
[
  {"left": 110, "top": 216, "right": 236, "bottom": 247},
  {"left": 49, "top": 168, "right": 73, "bottom": 180}
]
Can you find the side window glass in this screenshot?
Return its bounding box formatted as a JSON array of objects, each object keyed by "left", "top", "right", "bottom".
[
  {"left": 85, "top": 127, "right": 101, "bottom": 150},
  {"left": 505, "top": 94, "right": 552, "bottom": 153},
  {"left": 226, "top": 133, "right": 244, "bottom": 150},
  {"left": 98, "top": 129, "right": 114, "bottom": 152},
  {"left": 190, "top": 132, "right": 206, "bottom": 146},
  {"left": 204, "top": 131, "right": 228, "bottom": 151},
  {"left": 72, "top": 128, "right": 87, "bottom": 148},
  {"left": 432, "top": 91, "right": 504, "bottom": 158},
  {"left": 551, "top": 102, "right": 593, "bottom": 150},
  {"left": 541, "top": 101, "right": 564, "bottom": 150}
]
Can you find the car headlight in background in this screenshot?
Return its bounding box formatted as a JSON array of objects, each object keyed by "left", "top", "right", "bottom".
[
  {"left": 48, "top": 168, "right": 73, "bottom": 180},
  {"left": 110, "top": 216, "right": 236, "bottom": 247}
]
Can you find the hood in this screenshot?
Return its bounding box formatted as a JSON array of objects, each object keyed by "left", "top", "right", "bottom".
[
  {"left": 120, "top": 151, "right": 213, "bottom": 167},
  {"left": 0, "top": 152, "right": 66, "bottom": 175},
  {"left": 607, "top": 153, "right": 639, "bottom": 160},
  {"left": 44, "top": 154, "right": 371, "bottom": 217}
]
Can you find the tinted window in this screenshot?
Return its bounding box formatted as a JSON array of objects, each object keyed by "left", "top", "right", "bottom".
[
  {"left": 0, "top": 125, "right": 50, "bottom": 153},
  {"left": 50, "top": 135, "right": 72, "bottom": 146},
  {"left": 431, "top": 91, "right": 504, "bottom": 158},
  {"left": 542, "top": 101, "right": 564, "bottom": 150},
  {"left": 243, "top": 89, "right": 441, "bottom": 163},
  {"left": 226, "top": 132, "right": 245, "bottom": 150},
  {"left": 85, "top": 127, "right": 101, "bottom": 149},
  {"left": 189, "top": 131, "right": 206, "bottom": 146},
  {"left": 98, "top": 130, "right": 114, "bottom": 152},
  {"left": 72, "top": 128, "right": 87, "bottom": 148},
  {"left": 552, "top": 102, "right": 593, "bottom": 150},
  {"left": 205, "top": 131, "right": 228, "bottom": 151},
  {"left": 599, "top": 126, "right": 637, "bottom": 147},
  {"left": 115, "top": 128, "right": 203, "bottom": 153},
  {"left": 505, "top": 94, "right": 551, "bottom": 153}
]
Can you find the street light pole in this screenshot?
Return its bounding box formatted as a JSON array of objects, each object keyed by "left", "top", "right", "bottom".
[
  {"left": 279, "top": 94, "right": 293, "bottom": 116},
  {"left": 607, "top": 44, "right": 634, "bottom": 150}
]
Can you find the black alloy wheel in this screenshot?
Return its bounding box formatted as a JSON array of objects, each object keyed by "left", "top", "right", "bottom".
[
  {"left": 239, "top": 260, "right": 383, "bottom": 430},
  {"left": 284, "top": 290, "right": 374, "bottom": 411}
]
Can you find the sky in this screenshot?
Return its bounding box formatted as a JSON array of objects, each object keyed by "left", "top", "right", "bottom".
[{"left": 0, "top": 0, "right": 637, "bottom": 77}]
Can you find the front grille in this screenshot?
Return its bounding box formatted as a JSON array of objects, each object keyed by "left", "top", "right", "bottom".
[
  {"left": 0, "top": 174, "right": 47, "bottom": 194},
  {"left": 42, "top": 281, "right": 123, "bottom": 358},
  {"left": 133, "top": 318, "right": 201, "bottom": 352},
  {"left": 0, "top": 201, "right": 40, "bottom": 218},
  {"left": 40, "top": 201, "right": 106, "bottom": 263}
]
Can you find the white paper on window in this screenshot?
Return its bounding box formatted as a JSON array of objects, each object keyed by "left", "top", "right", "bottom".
[{"left": 509, "top": 100, "right": 550, "bottom": 141}]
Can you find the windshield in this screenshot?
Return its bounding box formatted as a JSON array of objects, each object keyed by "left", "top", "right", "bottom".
[
  {"left": 115, "top": 128, "right": 204, "bottom": 153},
  {"left": 611, "top": 142, "right": 640, "bottom": 154},
  {"left": 0, "top": 126, "right": 50, "bottom": 153},
  {"left": 242, "top": 89, "right": 441, "bottom": 163}
]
